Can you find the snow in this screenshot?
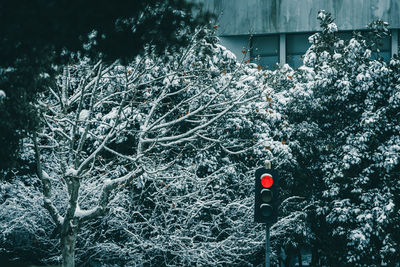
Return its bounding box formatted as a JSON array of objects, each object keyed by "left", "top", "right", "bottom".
[
  {"left": 102, "top": 107, "right": 119, "bottom": 122},
  {"left": 42, "top": 170, "right": 51, "bottom": 180},
  {"left": 2, "top": 12, "right": 400, "bottom": 266},
  {"left": 0, "top": 89, "right": 5, "bottom": 99},
  {"left": 364, "top": 49, "right": 372, "bottom": 58},
  {"left": 74, "top": 205, "right": 95, "bottom": 218},
  {"left": 334, "top": 39, "right": 344, "bottom": 48},
  {"left": 79, "top": 109, "right": 90, "bottom": 121},
  {"left": 65, "top": 168, "right": 78, "bottom": 176},
  {"left": 303, "top": 51, "right": 317, "bottom": 66},
  {"left": 216, "top": 44, "right": 237, "bottom": 60},
  {"left": 327, "top": 23, "right": 338, "bottom": 33},
  {"left": 317, "top": 10, "right": 326, "bottom": 20},
  {"left": 333, "top": 53, "right": 342, "bottom": 60},
  {"left": 39, "top": 72, "right": 50, "bottom": 79}
]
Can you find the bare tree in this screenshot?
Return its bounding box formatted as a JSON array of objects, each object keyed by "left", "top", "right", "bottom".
[{"left": 30, "top": 29, "right": 268, "bottom": 266}]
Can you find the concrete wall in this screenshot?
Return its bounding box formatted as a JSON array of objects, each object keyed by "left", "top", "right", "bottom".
[{"left": 200, "top": 0, "right": 400, "bottom": 35}]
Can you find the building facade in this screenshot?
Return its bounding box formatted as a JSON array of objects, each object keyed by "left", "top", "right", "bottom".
[{"left": 200, "top": 0, "right": 400, "bottom": 69}]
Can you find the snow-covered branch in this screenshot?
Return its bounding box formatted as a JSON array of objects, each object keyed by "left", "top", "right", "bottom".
[
  {"left": 77, "top": 167, "right": 144, "bottom": 222},
  {"left": 32, "top": 132, "right": 63, "bottom": 226},
  {"left": 22, "top": 27, "right": 289, "bottom": 266}
]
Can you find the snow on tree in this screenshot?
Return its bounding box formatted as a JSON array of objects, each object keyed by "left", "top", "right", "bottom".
[
  {"left": 0, "top": 173, "right": 59, "bottom": 265},
  {"left": 275, "top": 10, "right": 400, "bottom": 266},
  {"left": 70, "top": 58, "right": 293, "bottom": 266},
  {"left": 0, "top": 28, "right": 290, "bottom": 266}
]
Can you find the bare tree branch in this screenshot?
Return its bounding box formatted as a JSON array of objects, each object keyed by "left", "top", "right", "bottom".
[{"left": 33, "top": 132, "right": 63, "bottom": 226}]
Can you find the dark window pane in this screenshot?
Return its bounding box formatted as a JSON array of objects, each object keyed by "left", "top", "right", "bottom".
[
  {"left": 379, "top": 35, "right": 391, "bottom": 51},
  {"left": 286, "top": 54, "right": 303, "bottom": 69},
  {"left": 253, "top": 55, "right": 279, "bottom": 70},
  {"left": 372, "top": 51, "right": 391, "bottom": 61},
  {"left": 287, "top": 33, "right": 312, "bottom": 55},
  {"left": 337, "top": 31, "right": 353, "bottom": 41},
  {"left": 252, "top": 35, "right": 279, "bottom": 56}
]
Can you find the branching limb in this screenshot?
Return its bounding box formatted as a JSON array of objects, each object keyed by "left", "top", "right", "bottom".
[
  {"left": 77, "top": 167, "right": 144, "bottom": 222},
  {"left": 33, "top": 132, "right": 63, "bottom": 226}
]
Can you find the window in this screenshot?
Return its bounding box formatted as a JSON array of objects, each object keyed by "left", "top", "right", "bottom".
[
  {"left": 286, "top": 33, "right": 312, "bottom": 69},
  {"left": 251, "top": 35, "right": 279, "bottom": 69},
  {"left": 247, "top": 29, "right": 394, "bottom": 70},
  {"left": 397, "top": 29, "right": 400, "bottom": 55},
  {"left": 372, "top": 33, "right": 391, "bottom": 61},
  {"left": 397, "top": 29, "right": 400, "bottom": 56}
]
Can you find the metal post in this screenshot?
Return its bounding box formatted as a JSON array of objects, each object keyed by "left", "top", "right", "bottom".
[
  {"left": 265, "top": 160, "right": 271, "bottom": 267},
  {"left": 266, "top": 223, "right": 271, "bottom": 267},
  {"left": 265, "top": 160, "right": 271, "bottom": 170}
]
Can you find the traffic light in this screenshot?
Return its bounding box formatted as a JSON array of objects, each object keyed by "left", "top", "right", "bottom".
[{"left": 254, "top": 167, "right": 279, "bottom": 223}]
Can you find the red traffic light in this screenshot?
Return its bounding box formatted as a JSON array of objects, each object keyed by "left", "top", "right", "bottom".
[
  {"left": 254, "top": 168, "right": 279, "bottom": 223},
  {"left": 261, "top": 174, "right": 273, "bottom": 188}
]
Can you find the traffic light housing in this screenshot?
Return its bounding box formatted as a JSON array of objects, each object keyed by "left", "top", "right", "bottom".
[{"left": 254, "top": 168, "right": 279, "bottom": 223}]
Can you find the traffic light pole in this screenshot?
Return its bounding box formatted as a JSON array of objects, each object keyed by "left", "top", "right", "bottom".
[
  {"left": 265, "top": 160, "right": 271, "bottom": 267},
  {"left": 254, "top": 160, "right": 276, "bottom": 267},
  {"left": 265, "top": 223, "right": 270, "bottom": 267}
]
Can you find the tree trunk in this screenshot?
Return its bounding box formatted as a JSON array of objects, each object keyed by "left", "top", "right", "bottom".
[
  {"left": 61, "top": 176, "right": 80, "bottom": 267},
  {"left": 297, "top": 248, "right": 303, "bottom": 267},
  {"left": 310, "top": 246, "right": 319, "bottom": 266},
  {"left": 284, "top": 250, "right": 295, "bottom": 267},
  {"left": 278, "top": 247, "right": 284, "bottom": 267},
  {"left": 61, "top": 229, "right": 77, "bottom": 267}
]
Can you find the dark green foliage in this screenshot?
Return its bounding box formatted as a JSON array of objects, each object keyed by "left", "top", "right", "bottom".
[
  {"left": 276, "top": 11, "right": 400, "bottom": 266},
  {"left": 0, "top": 0, "right": 212, "bottom": 172},
  {"left": 0, "top": 53, "right": 54, "bottom": 171},
  {"left": 0, "top": 0, "right": 212, "bottom": 63}
]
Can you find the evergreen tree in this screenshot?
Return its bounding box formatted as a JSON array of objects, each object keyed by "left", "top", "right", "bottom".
[
  {"left": 277, "top": 11, "right": 400, "bottom": 266},
  {"left": 0, "top": 0, "right": 212, "bottom": 172}
]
